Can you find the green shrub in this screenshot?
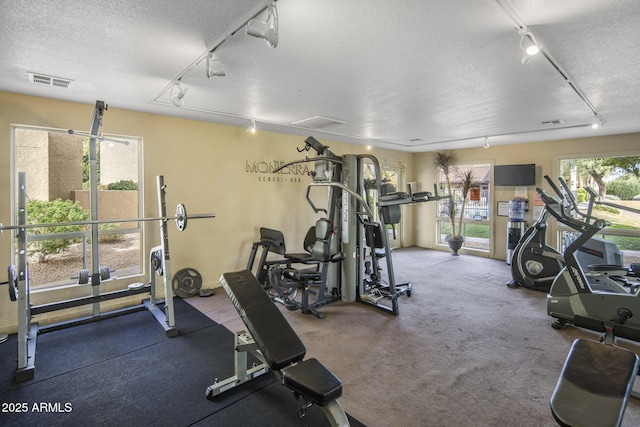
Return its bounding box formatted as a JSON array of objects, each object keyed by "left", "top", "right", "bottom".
[
  {"left": 576, "top": 187, "right": 588, "bottom": 203},
  {"left": 106, "top": 180, "right": 138, "bottom": 191},
  {"left": 606, "top": 178, "right": 640, "bottom": 200},
  {"left": 27, "top": 199, "right": 89, "bottom": 262}
]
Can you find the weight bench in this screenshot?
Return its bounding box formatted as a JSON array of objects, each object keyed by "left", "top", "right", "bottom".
[
  {"left": 206, "top": 270, "right": 349, "bottom": 426},
  {"left": 551, "top": 317, "right": 640, "bottom": 427}
]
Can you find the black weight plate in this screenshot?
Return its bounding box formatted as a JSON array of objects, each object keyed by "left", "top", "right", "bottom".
[
  {"left": 199, "top": 288, "right": 215, "bottom": 297},
  {"left": 8, "top": 265, "right": 18, "bottom": 302},
  {"left": 172, "top": 267, "right": 202, "bottom": 298}
]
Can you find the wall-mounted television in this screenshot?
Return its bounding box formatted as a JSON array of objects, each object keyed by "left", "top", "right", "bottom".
[{"left": 494, "top": 164, "right": 536, "bottom": 186}]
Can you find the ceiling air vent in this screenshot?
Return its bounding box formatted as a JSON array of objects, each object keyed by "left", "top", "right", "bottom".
[
  {"left": 541, "top": 119, "right": 564, "bottom": 126},
  {"left": 291, "top": 116, "right": 346, "bottom": 129},
  {"left": 28, "top": 72, "right": 73, "bottom": 88}
]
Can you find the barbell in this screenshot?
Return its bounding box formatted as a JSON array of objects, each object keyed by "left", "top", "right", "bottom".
[{"left": 0, "top": 203, "right": 215, "bottom": 234}]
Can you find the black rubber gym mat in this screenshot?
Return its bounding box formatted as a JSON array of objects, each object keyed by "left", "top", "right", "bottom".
[
  {"left": 0, "top": 298, "right": 216, "bottom": 394},
  {"left": 0, "top": 299, "right": 363, "bottom": 426}
]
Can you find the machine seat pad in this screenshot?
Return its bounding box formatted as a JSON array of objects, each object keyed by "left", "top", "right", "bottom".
[
  {"left": 283, "top": 268, "right": 321, "bottom": 281},
  {"left": 221, "top": 271, "right": 306, "bottom": 370},
  {"left": 550, "top": 338, "right": 639, "bottom": 427},
  {"left": 282, "top": 358, "right": 343, "bottom": 406},
  {"left": 285, "top": 253, "right": 314, "bottom": 264}
]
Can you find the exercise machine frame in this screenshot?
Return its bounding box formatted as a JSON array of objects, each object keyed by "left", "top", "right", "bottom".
[
  {"left": 269, "top": 137, "right": 444, "bottom": 317},
  {"left": 508, "top": 175, "right": 627, "bottom": 292},
  {"left": 536, "top": 187, "right": 640, "bottom": 331},
  {"left": 7, "top": 102, "right": 214, "bottom": 381},
  {"left": 12, "top": 173, "right": 184, "bottom": 381}
]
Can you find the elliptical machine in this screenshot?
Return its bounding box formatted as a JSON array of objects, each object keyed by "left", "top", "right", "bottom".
[
  {"left": 507, "top": 175, "right": 624, "bottom": 292},
  {"left": 535, "top": 187, "right": 640, "bottom": 330}
]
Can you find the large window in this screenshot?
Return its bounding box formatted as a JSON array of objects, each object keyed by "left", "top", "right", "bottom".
[
  {"left": 558, "top": 156, "right": 640, "bottom": 266},
  {"left": 436, "top": 163, "right": 491, "bottom": 251},
  {"left": 13, "top": 126, "right": 143, "bottom": 289}
]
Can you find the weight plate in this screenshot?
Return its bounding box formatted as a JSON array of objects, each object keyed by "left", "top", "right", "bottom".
[
  {"left": 199, "top": 288, "right": 215, "bottom": 297},
  {"left": 172, "top": 267, "right": 202, "bottom": 298},
  {"left": 151, "top": 250, "right": 164, "bottom": 276},
  {"left": 175, "top": 203, "right": 188, "bottom": 232},
  {"left": 8, "top": 265, "right": 18, "bottom": 302},
  {"left": 99, "top": 266, "right": 111, "bottom": 281},
  {"left": 77, "top": 269, "right": 90, "bottom": 285}
]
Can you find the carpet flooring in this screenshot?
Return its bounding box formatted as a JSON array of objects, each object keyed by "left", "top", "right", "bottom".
[{"left": 189, "top": 247, "right": 640, "bottom": 427}]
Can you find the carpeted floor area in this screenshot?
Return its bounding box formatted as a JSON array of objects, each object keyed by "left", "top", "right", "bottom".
[
  {"left": 190, "top": 247, "right": 640, "bottom": 427},
  {"left": 0, "top": 299, "right": 362, "bottom": 426}
]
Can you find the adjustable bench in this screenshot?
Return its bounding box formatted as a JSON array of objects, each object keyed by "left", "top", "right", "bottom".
[
  {"left": 550, "top": 316, "right": 640, "bottom": 427},
  {"left": 206, "top": 270, "right": 349, "bottom": 426}
]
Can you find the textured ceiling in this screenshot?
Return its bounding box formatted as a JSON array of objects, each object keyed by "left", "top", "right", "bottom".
[{"left": 1, "top": 0, "right": 639, "bottom": 152}]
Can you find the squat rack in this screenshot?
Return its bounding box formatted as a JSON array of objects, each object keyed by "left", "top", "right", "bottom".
[
  {"left": 4, "top": 101, "right": 215, "bottom": 381},
  {"left": 9, "top": 172, "right": 215, "bottom": 382}
]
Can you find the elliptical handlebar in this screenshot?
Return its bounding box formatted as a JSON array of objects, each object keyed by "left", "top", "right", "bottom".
[
  {"left": 544, "top": 175, "right": 565, "bottom": 201},
  {"left": 544, "top": 175, "right": 601, "bottom": 224},
  {"left": 557, "top": 177, "right": 579, "bottom": 211},
  {"left": 558, "top": 177, "right": 597, "bottom": 222},
  {"left": 535, "top": 187, "right": 609, "bottom": 233}
]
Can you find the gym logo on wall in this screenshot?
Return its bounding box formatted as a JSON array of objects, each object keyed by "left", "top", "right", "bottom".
[{"left": 246, "top": 160, "right": 310, "bottom": 183}]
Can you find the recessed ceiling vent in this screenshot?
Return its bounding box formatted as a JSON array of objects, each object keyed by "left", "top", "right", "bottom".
[
  {"left": 28, "top": 72, "right": 73, "bottom": 88},
  {"left": 541, "top": 119, "right": 564, "bottom": 126},
  {"left": 291, "top": 116, "right": 346, "bottom": 129}
]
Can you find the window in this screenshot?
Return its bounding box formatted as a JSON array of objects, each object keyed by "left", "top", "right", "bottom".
[
  {"left": 558, "top": 156, "right": 640, "bottom": 266},
  {"left": 436, "top": 163, "right": 491, "bottom": 251},
  {"left": 13, "top": 126, "right": 143, "bottom": 289}
]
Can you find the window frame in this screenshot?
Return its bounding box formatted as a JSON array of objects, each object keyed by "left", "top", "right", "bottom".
[{"left": 11, "top": 124, "right": 145, "bottom": 290}]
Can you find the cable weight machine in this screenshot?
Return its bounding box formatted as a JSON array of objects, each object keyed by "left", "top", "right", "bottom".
[{"left": 267, "top": 136, "right": 445, "bottom": 316}]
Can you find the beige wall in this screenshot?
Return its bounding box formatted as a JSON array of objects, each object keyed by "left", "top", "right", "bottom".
[
  {"left": 413, "top": 133, "right": 640, "bottom": 259},
  {"left": 0, "top": 91, "right": 413, "bottom": 333}
]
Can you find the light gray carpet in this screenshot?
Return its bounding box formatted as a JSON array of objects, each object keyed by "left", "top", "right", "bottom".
[{"left": 189, "top": 247, "right": 640, "bottom": 427}]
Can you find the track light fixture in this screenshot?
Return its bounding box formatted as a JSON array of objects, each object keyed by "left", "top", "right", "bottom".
[
  {"left": 519, "top": 29, "right": 540, "bottom": 64},
  {"left": 170, "top": 82, "right": 188, "bottom": 107},
  {"left": 483, "top": 137, "right": 490, "bottom": 149},
  {"left": 591, "top": 114, "right": 606, "bottom": 129},
  {"left": 206, "top": 52, "right": 226, "bottom": 78},
  {"left": 247, "top": 120, "right": 257, "bottom": 134},
  {"left": 247, "top": 0, "right": 279, "bottom": 48}
]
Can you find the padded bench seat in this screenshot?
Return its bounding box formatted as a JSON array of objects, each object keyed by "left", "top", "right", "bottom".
[
  {"left": 283, "top": 358, "right": 343, "bottom": 406},
  {"left": 220, "top": 270, "right": 343, "bottom": 402},
  {"left": 222, "top": 270, "right": 306, "bottom": 370},
  {"left": 283, "top": 268, "right": 321, "bottom": 281},
  {"left": 550, "top": 338, "right": 639, "bottom": 427}
]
